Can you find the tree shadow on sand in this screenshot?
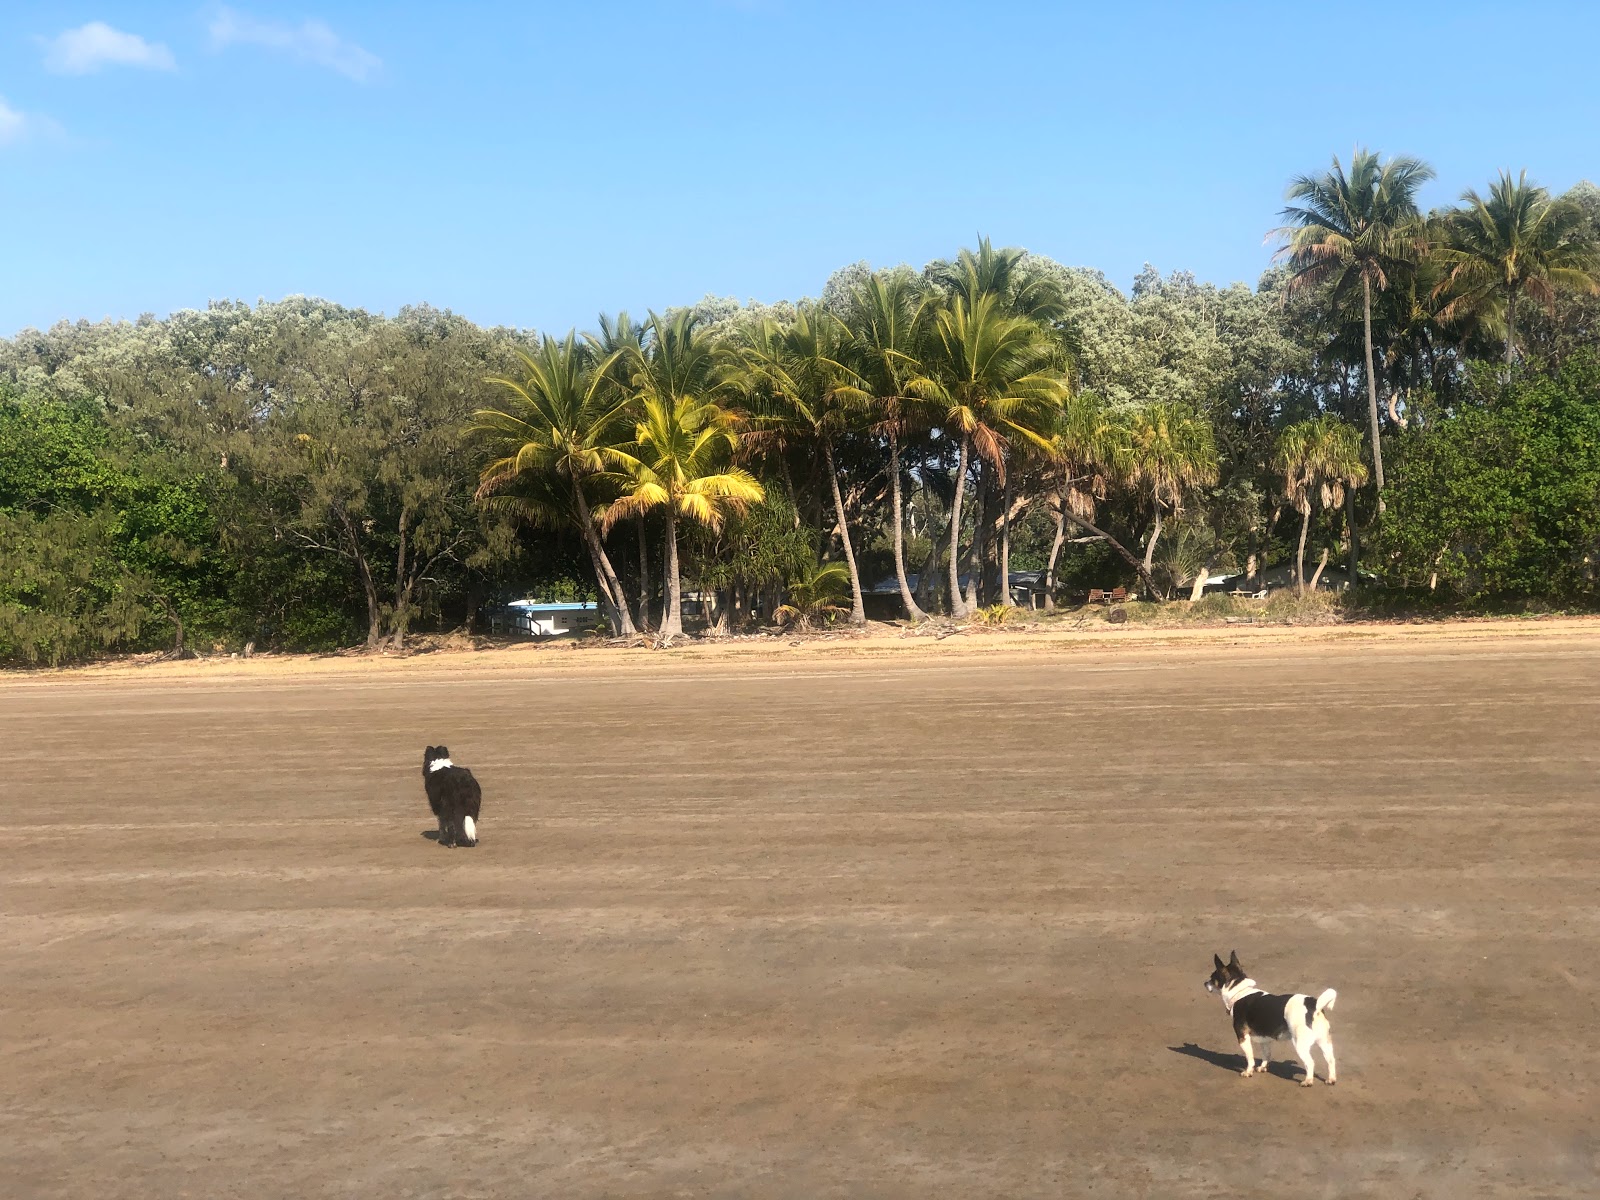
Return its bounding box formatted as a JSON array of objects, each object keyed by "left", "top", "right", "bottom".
[{"left": 1168, "top": 1043, "right": 1299, "bottom": 1080}]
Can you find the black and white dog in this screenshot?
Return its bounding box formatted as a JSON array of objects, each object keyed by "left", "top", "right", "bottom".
[
  {"left": 422, "top": 745, "right": 481, "bottom": 848},
  {"left": 1205, "top": 951, "right": 1337, "bottom": 1086}
]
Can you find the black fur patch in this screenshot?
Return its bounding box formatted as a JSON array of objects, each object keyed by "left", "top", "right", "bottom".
[
  {"left": 1231, "top": 992, "right": 1295, "bottom": 1042},
  {"left": 423, "top": 745, "right": 482, "bottom": 848}
]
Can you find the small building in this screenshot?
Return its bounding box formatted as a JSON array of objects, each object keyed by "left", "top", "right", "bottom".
[{"left": 498, "top": 600, "right": 603, "bottom": 638}]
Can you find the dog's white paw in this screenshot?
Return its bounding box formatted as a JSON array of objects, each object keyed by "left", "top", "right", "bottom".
[{"left": 1300, "top": 1077, "right": 1315, "bottom": 1087}]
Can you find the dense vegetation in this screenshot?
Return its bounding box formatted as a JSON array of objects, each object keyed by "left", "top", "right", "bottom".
[{"left": 3, "top": 155, "right": 1599, "bottom": 664}]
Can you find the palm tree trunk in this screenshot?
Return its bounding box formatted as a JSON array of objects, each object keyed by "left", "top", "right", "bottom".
[
  {"left": 573, "top": 485, "right": 636, "bottom": 636},
  {"left": 1345, "top": 488, "right": 1359, "bottom": 582},
  {"left": 779, "top": 453, "right": 802, "bottom": 530},
  {"left": 967, "top": 461, "right": 988, "bottom": 610},
  {"left": 888, "top": 430, "right": 925, "bottom": 622},
  {"left": 999, "top": 462, "right": 1012, "bottom": 607},
  {"left": 1296, "top": 506, "right": 1311, "bottom": 597},
  {"left": 824, "top": 439, "right": 867, "bottom": 625},
  {"left": 660, "top": 506, "right": 684, "bottom": 639},
  {"left": 1361, "top": 272, "right": 1387, "bottom": 510},
  {"left": 1505, "top": 283, "right": 1518, "bottom": 366},
  {"left": 1042, "top": 497, "right": 1066, "bottom": 613},
  {"left": 636, "top": 516, "right": 652, "bottom": 631},
  {"left": 947, "top": 433, "right": 972, "bottom": 618}
]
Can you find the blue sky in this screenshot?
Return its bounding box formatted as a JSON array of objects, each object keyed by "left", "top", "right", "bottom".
[{"left": 2, "top": 1, "right": 1596, "bottom": 337}]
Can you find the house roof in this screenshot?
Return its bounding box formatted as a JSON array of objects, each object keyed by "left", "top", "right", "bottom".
[{"left": 505, "top": 600, "right": 599, "bottom": 612}]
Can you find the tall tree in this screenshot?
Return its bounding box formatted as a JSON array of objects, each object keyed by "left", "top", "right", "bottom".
[
  {"left": 909, "top": 294, "right": 1068, "bottom": 617},
  {"left": 604, "top": 312, "right": 765, "bottom": 639},
  {"left": 1277, "top": 150, "right": 1435, "bottom": 507},
  {"left": 1121, "top": 400, "right": 1219, "bottom": 597},
  {"left": 1434, "top": 171, "right": 1600, "bottom": 365},
  {"left": 472, "top": 332, "right": 639, "bottom": 637},
  {"left": 1275, "top": 416, "right": 1368, "bottom": 595},
  {"left": 841, "top": 271, "right": 934, "bottom": 621},
  {"left": 729, "top": 305, "right": 871, "bottom": 624}
]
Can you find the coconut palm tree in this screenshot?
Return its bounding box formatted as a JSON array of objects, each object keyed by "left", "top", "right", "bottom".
[
  {"left": 1121, "top": 400, "right": 1219, "bottom": 598},
  {"left": 1276, "top": 416, "right": 1368, "bottom": 595},
  {"left": 927, "top": 236, "right": 1068, "bottom": 325},
  {"left": 840, "top": 270, "right": 935, "bottom": 621},
  {"left": 471, "top": 332, "right": 638, "bottom": 636},
  {"left": 728, "top": 304, "right": 871, "bottom": 624},
  {"left": 1276, "top": 150, "right": 1435, "bottom": 505},
  {"left": 908, "top": 294, "right": 1069, "bottom": 617},
  {"left": 773, "top": 560, "right": 852, "bottom": 630},
  {"left": 1434, "top": 171, "right": 1600, "bottom": 365},
  {"left": 602, "top": 311, "right": 765, "bottom": 639}
]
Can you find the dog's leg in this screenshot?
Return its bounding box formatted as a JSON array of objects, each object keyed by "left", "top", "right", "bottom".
[
  {"left": 1293, "top": 1030, "right": 1318, "bottom": 1086},
  {"left": 1239, "top": 1036, "right": 1257, "bottom": 1078},
  {"left": 1259, "top": 1039, "right": 1272, "bottom": 1075},
  {"left": 1317, "top": 1026, "right": 1337, "bottom": 1085}
]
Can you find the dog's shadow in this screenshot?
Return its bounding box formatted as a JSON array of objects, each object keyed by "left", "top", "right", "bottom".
[
  {"left": 1168, "top": 1043, "right": 1299, "bottom": 1080},
  {"left": 419, "top": 830, "right": 477, "bottom": 849}
]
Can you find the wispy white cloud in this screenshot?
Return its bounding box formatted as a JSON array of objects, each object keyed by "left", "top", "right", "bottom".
[
  {"left": 42, "top": 22, "right": 176, "bottom": 75},
  {"left": 0, "top": 97, "right": 28, "bottom": 145},
  {"left": 208, "top": 8, "right": 380, "bottom": 83}
]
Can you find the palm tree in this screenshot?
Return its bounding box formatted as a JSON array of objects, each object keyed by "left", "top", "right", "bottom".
[
  {"left": 1121, "top": 400, "right": 1219, "bottom": 598},
  {"left": 840, "top": 270, "right": 934, "bottom": 621},
  {"left": 729, "top": 304, "right": 871, "bottom": 624},
  {"left": 1434, "top": 171, "right": 1600, "bottom": 365},
  {"left": 589, "top": 312, "right": 654, "bottom": 625},
  {"left": 1275, "top": 416, "right": 1368, "bottom": 595},
  {"left": 603, "top": 311, "right": 765, "bottom": 639},
  {"left": 908, "top": 294, "right": 1068, "bottom": 617},
  {"left": 773, "top": 560, "right": 852, "bottom": 631},
  {"left": 928, "top": 236, "right": 1067, "bottom": 325},
  {"left": 1276, "top": 150, "right": 1435, "bottom": 506},
  {"left": 471, "top": 332, "right": 638, "bottom": 636}
]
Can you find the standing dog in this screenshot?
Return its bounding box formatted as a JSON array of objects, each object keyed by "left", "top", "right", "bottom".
[
  {"left": 422, "top": 745, "right": 481, "bottom": 848},
  {"left": 1204, "top": 951, "right": 1337, "bottom": 1086}
]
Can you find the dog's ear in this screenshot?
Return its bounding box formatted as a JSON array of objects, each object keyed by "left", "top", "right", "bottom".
[
  {"left": 1228, "top": 950, "right": 1240, "bottom": 967},
  {"left": 1213, "top": 953, "right": 1225, "bottom": 971}
]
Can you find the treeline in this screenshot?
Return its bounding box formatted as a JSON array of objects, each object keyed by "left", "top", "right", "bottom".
[{"left": 3, "top": 153, "right": 1599, "bottom": 664}]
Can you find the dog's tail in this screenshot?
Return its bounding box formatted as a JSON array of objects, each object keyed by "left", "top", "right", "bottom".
[
  {"left": 462, "top": 815, "right": 477, "bottom": 844},
  {"left": 1315, "top": 988, "right": 1337, "bottom": 1015}
]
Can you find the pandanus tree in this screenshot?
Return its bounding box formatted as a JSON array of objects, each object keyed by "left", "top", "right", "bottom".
[
  {"left": 1120, "top": 399, "right": 1219, "bottom": 598},
  {"left": 1434, "top": 171, "right": 1600, "bottom": 365},
  {"left": 1276, "top": 416, "right": 1368, "bottom": 595},
  {"left": 1276, "top": 150, "right": 1435, "bottom": 506},
  {"left": 908, "top": 293, "right": 1069, "bottom": 617},
  {"left": 1038, "top": 389, "right": 1150, "bottom": 604},
  {"left": 603, "top": 311, "right": 765, "bottom": 639},
  {"left": 729, "top": 304, "right": 871, "bottom": 624},
  {"left": 471, "top": 332, "right": 638, "bottom": 636}
]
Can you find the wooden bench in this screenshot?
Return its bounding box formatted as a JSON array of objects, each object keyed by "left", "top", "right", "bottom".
[{"left": 1087, "top": 587, "right": 1129, "bottom": 605}]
